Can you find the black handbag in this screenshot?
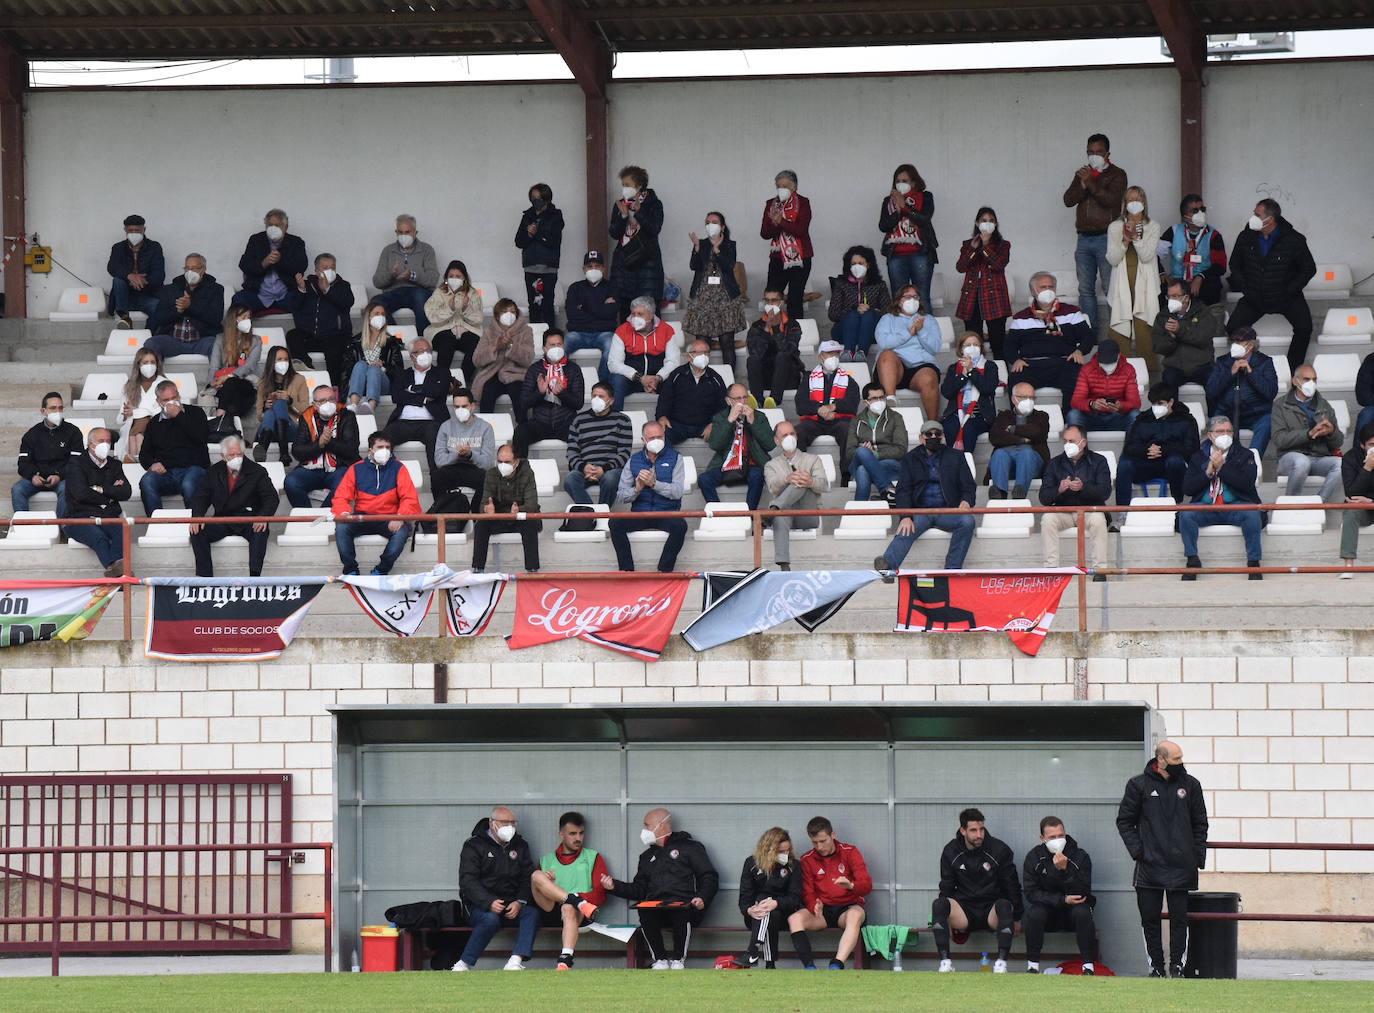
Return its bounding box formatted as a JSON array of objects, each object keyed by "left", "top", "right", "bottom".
[{"left": 559, "top": 503, "right": 598, "bottom": 533}]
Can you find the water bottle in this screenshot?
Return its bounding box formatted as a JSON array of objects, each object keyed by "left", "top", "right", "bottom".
[
  {"left": 351, "top": 947, "right": 360, "bottom": 973},
  {"left": 980, "top": 951, "right": 991, "bottom": 972},
  {"left": 890, "top": 926, "right": 903, "bottom": 972}
]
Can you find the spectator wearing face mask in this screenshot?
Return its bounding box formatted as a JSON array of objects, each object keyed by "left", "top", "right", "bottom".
[
  {"left": 454, "top": 808, "right": 540, "bottom": 972},
  {"left": 610, "top": 165, "right": 665, "bottom": 318},
  {"left": 987, "top": 383, "right": 1051, "bottom": 499},
  {"left": 207, "top": 306, "right": 263, "bottom": 434},
  {"left": 330, "top": 433, "right": 419, "bottom": 576},
  {"left": 343, "top": 300, "right": 404, "bottom": 415},
  {"left": 1105, "top": 186, "right": 1162, "bottom": 364},
  {"left": 610, "top": 296, "right": 682, "bottom": 412},
  {"left": 1203, "top": 327, "right": 1277, "bottom": 456},
  {"left": 609, "top": 422, "right": 688, "bottom": 573},
  {"left": 471, "top": 444, "right": 540, "bottom": 574},
  {"left": 846, "top": 382, "right": 907, "bottom": 503},
  {"left": 765, "top": 421, "right": 829, "bottom": 571},
  {"left": 63, "top": 427, "right": 132, "bottom": 578},
  {"left": 1225, "top": 198, "right": 1317, "bottom": 372},
  {"left": 253, "top": 346, "right": 310, "bottom": 465},
  {"left": 795, "top": 340, "right": 861, "bottom": 468},
  {"left": 745, "top": 288, "right": 803, "bottom": 409},
  {"left": 1063, "top": 132, "right": 1128, "bottom": 334},
  {"left": 1273, "top": 364, "right": 1344, "bottom": 502},
  {"left": 827, "top": 245, "right": 890, "bottom": 363},
  {"left": 655, "top": 339, "right": 727, "bottom": 447},
  {"left": 1006, "top": 272, "right": 1095, "bottom": 410},
  {"left": 699, "top": 383, "right": 776, "bottom": 510},
  {"left": 286, "top": 253, "right": 355, "bottom": 389},
  {"left": 760, "top": 169, "right": 813, "bottom": 321},
  {"left": 1039, "top": 425, "right": 1111, "bottom": 578},
  {"left": 955, "top": 207, "right": 1012, "bottom": 360},
  {"left": 1153, "top": 277, "right": 1224, "bottom": 393},
  {"left": 116, "top": 349, "right": 170, "bottom": 461},
  {"left": 682, "top": 211, "right": 746, "bottom": 370},
  {"left": 1156, "top": 194, "right": 1227, "bottom": 307},
  {"left": 514, "top": 182, "right": 564, "bottom": 327},
  {"left": 1338, "top": 422, "right": 1374, "bottom": 578},
  {"left": 145, "top": 253, "right": 225, "bottom": 362},
  {"left": 108, "top": 213, "right": 164, "bottom": 328},
  {"left": 1067, "top": 341, "right": 1140, "bottom": 433},
  {"left": 373, "top": 214, "right": 439, "bottom": 332},
  {"left": 1354, "top": 351, "right": 1374, "bottom": 436},
  {"left": 940, "top": 332, "right": 1000, "bottom": 452},
  {"left": 188, "top": 435, "right": 279, "bottom": 577},
  {"left": 564, "top": 251, "right": 619, "bottom": 384},
  {"left": 432, "top": 388, "right": 495, "bottom": 507},
  {"left": 875, "top": 286, "right": 942, "bottom": 420},
  {"left": 1178, "top": 415, "right": 1263, "bottom": 580},
  {"left": 879, "top": 163, "right": 938, "bottom": 312},
  {"left": 875, "top": 421, "right": 976, "bottom": 576},
  {"left": 1115, "top": 382, "right": 1199, "bottom": 521},
  {"left": 427, "top": 260, "right": 484, "bottom": 387},
  {"left": 385, "top": 336, "right": 452, "bottom": 468},
  {"left": 473, "top": 301, "right": 534, "bottom": 424},
  {"left": 231, "top": 208, "right": 307, "bottom": 314},
  {"left": 286, "top": 385, "right": 360, "bottom": 508},
  {"left": 13, "top": 391, "right": 82, "bottom": 515},
  {"left": 564, "top": 382, "right": 632, "bottom": 505},
  {"left": 139, "top": 379, "right": 211, "bottom": 514},
  {"left": 514, "top": 329, "right": 584, "bottom": 456}
]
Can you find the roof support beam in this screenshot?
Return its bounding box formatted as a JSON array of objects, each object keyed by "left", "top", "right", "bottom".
[
  {"left": 523, "top": 0, "right": 612, "bottom": 256},
  {"left": 0, "top": 42, "right": 26, "bottom": 319},
  {"left": 1147, "top": 0, "right": 1205, "bottom": 194}
]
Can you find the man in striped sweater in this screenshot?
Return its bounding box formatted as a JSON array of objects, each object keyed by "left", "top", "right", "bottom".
[{"left": 563, "top": 381, "right": 633, "bottom": 505}]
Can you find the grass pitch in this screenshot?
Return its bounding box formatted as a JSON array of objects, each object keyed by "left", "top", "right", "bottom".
[{"left": 1, "top": 969, "right": 1371, "bottom": 1012}]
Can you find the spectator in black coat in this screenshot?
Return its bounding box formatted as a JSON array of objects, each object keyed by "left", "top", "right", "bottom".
[
  {"left": 1116, "top": 382, "right": 1199, "bottom": 514},
  {"left": 609, "top": 165, "right": 665, "bottom": 317},
  {"left": 1356, "top": 351, "right": 1374, "bottom": 435},
  {"left": 108, "top": 213, "right": 164, "bottom": 325},
  {"left": 62, "top": 427, "right": 132, "bottom": 576},
  {"left": 455, "top": 808, "right": 539, "bottom": 971},
  {"left": 13, "top": 391, "right": 82, "bottom": 515},
  {"left": 286, "top": 253, "right": 355, "bottom": 388},
  {"left": 563, "top": 251, "right": 619, "bottom": 384},
  {"left": 745, "top": 289, "right": 803, "bottom": 408},
  {"left": 232, "top": 208, "right": 308, "bottom": 314},
  {"left": 138, "top": 380, "right": 211, "bottom": 513},
  {"left": 514, "top": 183, "right": 564, "bottom": 326},
  {"left": 145, "top": 253, "right": 225, "bottom": 361},
  {"left": 514, "top": 329, "right": 584, "bottom": 456},
  {"left": 1225, "top": 198, "right": 1317, "bottom": 372},
  {"left": 1204, "top": 326, "right": 1278, "bottom": 455},
  {"left": 1339, "top": 422, "right": 1374, "bottom": 576},
  {"left": 1039, "top": 425, "right": 1112, "bottom": 574},
  {"left": 876, "top": 421, "right": 976, "bottom": 573},
  {"left": 188, "top": 435, "right": 280, "bottom": 576},
  {"left": 656, "top": 339, "right": 728, "bottom": 445},
  {"left": 1179, "top": 415, "right": 1263, "bottom": 579},
  {"left": 940, "top": 331, "right": 1000, "bottom": 451},
  {"left": 383, "top": 337, "right": 452, "bottom": 470}
]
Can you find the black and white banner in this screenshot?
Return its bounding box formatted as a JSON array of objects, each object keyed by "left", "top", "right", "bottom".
[
  {"left": 681, "top": 569, "right": 879, "bottom": 651},
  {"left": 144, "top": 578, "right": 328, "bottom": 661},
  {"left": 342, "top": 565, "right": 506, "bottom": 637}
]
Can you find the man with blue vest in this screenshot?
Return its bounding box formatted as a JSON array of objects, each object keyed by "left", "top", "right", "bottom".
[
  {"left": 1156, "top": 194, "right": 1227, "bottom": 307},
  {"left": 530, "top": 811, "right": 609, "bottom": 971},
  {"left": 609, "top": 420, "right": 688, "bottom": 572}
]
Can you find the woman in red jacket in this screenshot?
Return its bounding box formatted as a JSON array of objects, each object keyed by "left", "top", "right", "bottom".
[
  {"left": 760, "top": 169, "right": 813, "bottom": 322},
  {"left": 955, "top": 206, "right": 1013, "bottom": 360}
]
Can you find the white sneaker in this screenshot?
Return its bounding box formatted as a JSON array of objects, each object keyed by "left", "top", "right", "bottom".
[
  {"left": 503, "top": 955, "right": 525, "bottom": 971},
  {"left": 650, "top": 959, "right": 670, "bottom": 970},
  {"left": 993, "top": 958, "right": 1008, "bottom": 974},
  {"left": 669, "top": 958, "right": 685, "bottom": 969},
  {"left": 938, "top": 958, "right": 954, "bottom": 972},
  {"left": 451, "top": 960, "right": 471, "bottom": 972}
]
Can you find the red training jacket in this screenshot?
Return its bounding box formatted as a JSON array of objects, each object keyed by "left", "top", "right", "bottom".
[{"left": 801, "top": 840, "right": 873, "bottom": 909}]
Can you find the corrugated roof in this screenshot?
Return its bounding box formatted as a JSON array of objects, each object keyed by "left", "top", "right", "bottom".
[{"left": 1, "top": 1, "right": 1370, "bottom": 61}]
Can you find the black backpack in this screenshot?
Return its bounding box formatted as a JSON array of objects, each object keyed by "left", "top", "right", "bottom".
[
  {"left": 559, "top": 503, "right": 598, "bottom": 533},
  {"left": 418, "top": 489, "right": 472, "bottom": 535}
]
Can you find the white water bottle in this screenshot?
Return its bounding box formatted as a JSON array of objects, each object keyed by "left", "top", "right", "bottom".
[
  {"left": 351, "top": 947, "right": 360, "bottom": 973},
  {"left": 891, "top": 926, "right": 903, "bottom": 972}
]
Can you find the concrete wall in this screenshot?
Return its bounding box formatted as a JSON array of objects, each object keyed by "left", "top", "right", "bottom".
[
  {"left": 1, "top": 630, "right": 1372, "bottom": 957},
  {"left": 20, "top": 58, "right": 1373, "bottom": 317}
]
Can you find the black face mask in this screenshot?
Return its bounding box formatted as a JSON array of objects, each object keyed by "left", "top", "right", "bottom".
[
  {"left": 531, "top": 198, "right": 546, "bottom": 211},
  {"left": 1165, "top": 762, "right": 1187, "bottom": 780},
  {"left": 923, "top": 436, "right": 942, "bottom": 450}
]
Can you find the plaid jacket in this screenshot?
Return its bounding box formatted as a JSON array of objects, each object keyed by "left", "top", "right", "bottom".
[{"left": 955, "top": 237, "right": 1012, "bottom": 321}]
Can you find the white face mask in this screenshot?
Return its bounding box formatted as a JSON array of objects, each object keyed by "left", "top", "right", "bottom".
[
  {"left": 776, "top": 187, "right": 792, "bottom": 203},
  {"left": 868, "top": 398, "right": 886, "bottom": 416},
  {"left": 639, "top": 827, "right": 658, "bottom": 847},
  {"left": 1229, "top": 342, "right": 1247, "bottom": 360},
  {"left": 499, "top": 312, "right": 517, "bottom": 328},
  {"left": 705, "top": 222, "right": 722, "bottom": 238},
  {"left": 322, "top": 268, "right": 337, "bottom": 284},
  {"left": 396, "top": 233, "right": 415, "bottom": 249},
  {"left": 780, "top": 434, "right": 797, "bottom": 453},
  {"left": 763, "top": 304, "right": 781, "bottom": 317},
  {"left": 977, "top": 221, "right": 996, "bottom": 236},
  {"left": 494, "top": 824, "right": 516, "bottom": 844},
  {"left": 621, "top": 185, "right": 638, "bottom": 202},
  {"left": 1100, "top": 360, "right": 1117, "bottom": 375},
  {"left": 894, "top": 181, "right": 912, "bottom": 195},
  {"left": 1299, "top": 380, "right": 1317, "bottom": 398},
  {"left": 446, "top": 276, "right": 463, "bottom": 291},
  {"left": 265, "top": 225, "right": 284, "bottom": 243},
  {"left": 317, "top": 402, "right": 337, "bottom": 419},
  {"left": 962, "top": 345, "right": 982, "bottom": 360},
  {"left": 225, "top": 455, "right": 243, "bottom": 472},
  {"left": 372, "top": 447, "right": 392, "bottom": 465},
  {"left": 589, "top": 397, "right": 607, "bottom": 415},
  {"left": 585, "top": 269, "right": 603, "bottom": 284},
  {"left": 1213, "top": 433, "right": 1233, "bottom": 451},
  {"left": 901, "top": 298, "right": 920, "bottom": 316},
  {"left": 691, "top": 354, "right": 709, "bottom": 370},
  {"left": 1190, "top": 212, "right": 1207, "bottom": 228},
  {"left": 92, "top": 442, "right": 111, "bottom": 460},
  {"left": 236, "top": 317, "right": 253, "bottom": 333},
  {"left": 414, "top": 351, "right": 433, "bottom": 370},
  {"left": 1064, "top": 442, "right": 1082, "bottom": 459},
  {"left": 184, "top": 270, "right": 201, "bottom": 286},
  {"left": 454, "top": 406, "right": 472, "bottom": 423},
  {"left": 45, "top": 410, "right": 63, "bottom": 426},
  {"left": 369, "top": 314, "right": 387, "bottom": 330},
  {"left": 496, "top": 461, "right": 515, "bottom": 478},
  {"left": 631, "top": 315, "right": 651, "bottom": 332},
  {"left": 1036, "top": 289, "right": 1057, "bottom": 307},
  {"left": 645, "top": 438, "right": 665, "bottom": 455},
  {"left": 1125, "top": 200, "right": 1144, "bottom": 216},
  {"left": 545, "top": 345, "right": 565, "bottom": 363},
  {"left": 821, "top": 356, "right": 840, "bottom": 373},
  {"left": 1151, "top": 403, "right": 1170, "bottom": 419},
  {"left": 127, "top": 232, "right": 143, "bottom": 246},
  {"left": 1247, "top": 215, "right": 1265, "bottom": 231},
  {"left": 1086, "top": 154, "right": 1107, "bottom": 171},
  {"left": 273, "top": 360, "right": 289, "bottom": 376},
  {"left": 1167, "top": 298, "right": 1185, "bottom": 314},
  {"left": 850, "top": 263, "right": 868, "bottom": 279},
  {"left": 1045, "top": 837, "right": 1067, "bottom": 856},
  {"left": 139, "top": 362, "right": 158, "bottom": 379},
  {"left": 1016, "top": 398, "right": 1035, "bottom": 416},
  {"left": 776, "top": 851, "right": 790, "bottom": 865}
]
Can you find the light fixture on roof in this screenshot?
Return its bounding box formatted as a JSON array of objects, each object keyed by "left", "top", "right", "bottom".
[{"left": 1161, "top": 32, "right": 1295, "bottom": 61}]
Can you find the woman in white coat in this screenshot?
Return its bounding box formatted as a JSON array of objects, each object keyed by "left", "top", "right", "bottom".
[{"left": 1105, "top": 185, "right": 1162, "bottom": 369}]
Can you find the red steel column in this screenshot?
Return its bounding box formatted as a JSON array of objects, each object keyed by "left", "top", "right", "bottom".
[{"left": 0, "top": 43, "right": 26, "bottom": 318}]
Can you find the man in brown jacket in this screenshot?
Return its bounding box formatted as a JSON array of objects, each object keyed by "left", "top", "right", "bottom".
[
  {"left": 1063, "top": 132, "right": 1127, "bottom": 336},
  {"left": 987, "top": 382, "right": 1051, "bottom": 499},
  {"left": 471, "top": 443, "right": 540, "bottom": 573}
]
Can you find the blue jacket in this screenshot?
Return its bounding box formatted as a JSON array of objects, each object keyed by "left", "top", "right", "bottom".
[
  {"left": 894, "top": 446, "right": 975, "bottom": 513},
  {"left": 622, "top": 446, "right": 683, "bottom": 513},
  {"left": 514, "top": 203, "right": 564, "bottom": 269},
  {"left": 106, "top": 238, "right": 165, "bottom": 296},
  {"left": 1204, "top": 350, "right": 1277, "bottom": 421},
  {"left": 1182, "top": 440, "right": 1260, "bottom": 505},
  {"left": 565, "top": 278, "right": 620, "bottom": 333}
]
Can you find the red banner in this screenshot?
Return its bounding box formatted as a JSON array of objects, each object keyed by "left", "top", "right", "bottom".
[
  {"left": 506, "top": 576, "right": 690, "bottom": 660},
  {"left": 894, "top": 569, "right": 1078, "bottom": 656}
]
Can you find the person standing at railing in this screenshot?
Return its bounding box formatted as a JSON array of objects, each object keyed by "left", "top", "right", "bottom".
[
  {"left": 1116, "top": 740, "right": 1208, "bottom": 979},
  {"left": 188, "top": 435, "right": 279, "bottom": 578},
  {"left": 62, "top": 427, "right": 132, "bottom": 578},
  {"left": 1178, "top": 415, "right": 1264, "bottom": 581},
  {"left": 1039, "top": 425, "right": 1111, "bottom": 581}
]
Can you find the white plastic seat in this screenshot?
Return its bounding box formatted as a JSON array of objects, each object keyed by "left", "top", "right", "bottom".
[
  {"left": 477, "top": 413, "right": 515, "bottom": 446},
  {"left": 121, "top": 463, "right": 146, "bottom": 502},
  {"left": 760, "top": 408, "right": 785, "bottom": 432},
  {"left": 390, "top": 325, "right": 419, "bottom": 349},
  {"left": 624, "top": 410, "right": 649, "bottom": 450},
  {"left": 402, "top": 458, "right": 424, "bottom": 492},
  {"left": 49, "top": 286, "right": 103, "bottom": 322},
  {"left": 528, "top": 439, "right": 569, "bottom": 460},
  {"left": 680, "top": 455, "right": 698, "bottom": 495},
  {"left": 528, "top": 458, "right": 560, "bottom": 497},
  {"left": 553, "top": 503, "right": 610, "bottom": 543},
  {"left": 253, "top": 326, "right": 288, "bottom": 350},
  {"left": 1332, "top": 399, "right": 1351, "bottom": 435},
  {"left": 1, "top": 511, "right": 60, "bottom": 548},
  {"left": 1120, "top": 496, "right": 1177, "bottom": 537},
  {"left": 976, "top": 498, "right": 1035, "bottom": 538},
  {"left": 164, "top": 371, "right": 200, "bottom": 403},
  {"left": 710, "top": 363, "right": 735, "bottom": 388},
  {"left": 847, "top": 363, "right": 872, "bottom": 391},
  {"left": 470, "top": 281, "right": 499, "bottom": 312},
  {"left": 1304, "top": 264, "right": 1352, "bottom": 299},
  {"left": 1096, "top": 449, "right": 1118, "bottom": 484},
  {"left": 1312, "top": 353, "right": 1360, "bottom": 392},
  {"left": 1184, "top": 401, "right": 1208, "bottom": 437},
  {"left": 355, "top": 415, "right": 378, "bottom": 444},
  {"left": 1042, "top": 404, "right": 1065, "bottom": 440},
  {"left": 73, "top": 373, "right": 128, "bottom": 412},
  {"left": 68, "top": 417, "right": 109, "bottom": 441},
  {"left": 299, "top": 370, "right": 332, "bottom": 393},
  {"left": 136, "top": 508, "right": 193, "bottom": 547},
  {"left": 1317, "top": 307, "right": 1374, "bottom": 347},
  {"left": 579, "top": 366, "right": 600, "bottom": 402},
  {"left": 893, "top": 407, "right": 925, "bottom": 446},
  {"left": 817, "top": 454, "right": 838, "bottom": 487},
  {"left": 928, "top": 271, "right": 946, "bottom": 310},
  {"left": 261, "top": 461, "right": 287, "bottom": 491},
  {"left": 692, "top": 501, "right": 752, "bottom": 541},
  {"left": 97, "top": 328, "right": 153, "bottom": 365},
  {"left": 349, "top": 284, "right": 368, "bottom": 318},
  {"left": 936, "top": 316, "right": 957, "bottom": 349},
  {"left": 833, "top": 499, "right": 893, "bottom": 540},
  {"left": 277, "top": 507, "right": 335, "bottom": 547},
  {"left": 1125, "top": 358, "right": 1148, "bottom": 402},
  {"left": 796, "top": 318, "right": 820, "bottom": 355},
  {"left": 393, "top": 441, "right": 427, "bottom": 460},
  {"left": 414, "top": 526, "right": 469, "bottom": 547},
  {"left": 1267, "top": 495, "right": 1326, "bottom": 535}
]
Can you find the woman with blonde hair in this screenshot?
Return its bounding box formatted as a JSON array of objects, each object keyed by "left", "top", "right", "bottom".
[
  {"left": 204, "top": 304, "right": 262, "bottom": 434},
  {"left": 343, "top": 300, "right": 403, "bottom": 415},
  {"left": 738, "top": 827, "right": 801, "bottom": 968},
  {"left": 116, "top": 347, "right": 168, "bottom": 460},
  {"left": 1106, "top": 185, "right": 1162, "bottom": 365}
]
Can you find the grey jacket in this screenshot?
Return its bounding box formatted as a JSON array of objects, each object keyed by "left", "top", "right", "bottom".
[
  {"left": 1271, "top": 388, "right": 1343, "bottom": 458},
  {"left": 373, "top": 239, "right": 439, "bottom": 292},
  {"left": 434, "top": 414, "right": 497, "bottom": 470}
]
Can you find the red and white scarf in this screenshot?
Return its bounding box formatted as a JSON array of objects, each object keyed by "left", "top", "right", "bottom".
[
  {"left": 769, "top": 195, "right": 805, "bottom": 267},
  {"left": 542, "top": 360, "right": 566, "bottom": 391},
  {"left": 1182, "top": 227, "right": 1202, "bottom": 281},
  {"left": 304, "top": 408, "right": 339, "bottom": 471},
  {"left": 952, "top": 364, "right": 984, "bottom": 449},
  {"left": 620, "top": 191, "right": 644, "bottom": 245},
  {"left": 808, "top": 366, "right": 849, "bottom": 403},
  {"left": 884, "top": 191, "right": 924, "bottom": 249},
  {"left": 722, "top": 420, "right": 748, "bottom": 472}
]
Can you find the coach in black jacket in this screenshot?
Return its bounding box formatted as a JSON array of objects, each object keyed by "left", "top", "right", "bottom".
[
  {"left": 878, "top": 420, "right": 976, "bottom": 573},
  {"left": 1116, "top": 740, "right": 1208, "bottom": 977},
  {"left": 932, "top": 807, "right": 1022, "bottom": 971},
  {"left": 606, "top": 807, "right": 719, "bottom": 966},
  {"left": 233, "top": 208, "right": 308, "bottom": 313},
  {"left": 456, "top": 809, "right": 538, "bottom": 970},
  {"left": 1022, "top": 817, "right": 1097, "bottom": 973},
  {"left": 188, "top": 436, "right": 279, "bottom": 577}
]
